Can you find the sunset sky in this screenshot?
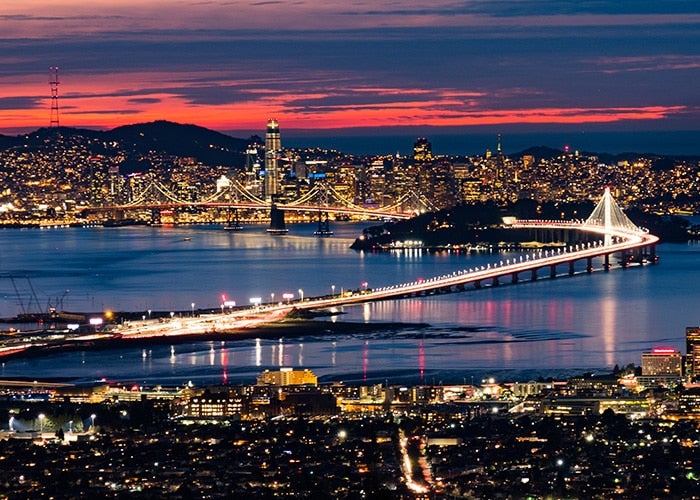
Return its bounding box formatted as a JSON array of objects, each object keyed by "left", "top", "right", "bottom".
[{"left": 1, "top": 1, "right": 699, "bottom": 142}]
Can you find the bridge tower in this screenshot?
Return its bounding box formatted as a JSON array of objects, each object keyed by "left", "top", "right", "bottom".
[
  {"left": 313, "top": 181, "right": 333, "bottom": 236},
  {"left": 584, "top": 187, "right": 640, "bottom": 246},
  {"left": 49, "top": 66, "right": 60, "bottom": 128}
]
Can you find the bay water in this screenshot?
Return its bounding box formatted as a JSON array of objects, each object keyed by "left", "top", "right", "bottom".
[{"left": 1, "top": 223, "right": 698, "bottom": 386}]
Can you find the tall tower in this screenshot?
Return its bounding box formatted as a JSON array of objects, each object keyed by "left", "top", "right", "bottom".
[
  {"left": 413, "top": 137, "right": 432, "bottom": 163},
  {"left": 49, "top": 66, "right": 60, "bottom": 128},
  {"left": 264, "top": 119, "right": 281, "bottom": 202},
  {"left": 494, "top": 133, "right": 505, "bottom": 184},
  {"left": 686, "top": 327, "right": 700, "bottom": 381}
]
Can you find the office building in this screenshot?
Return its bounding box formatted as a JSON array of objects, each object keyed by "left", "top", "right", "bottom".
[
  {"left": 413, "top": 137, "right": 432, "bottom": 163},
  {"left": 642, "top": 347, "right": 682, "bottom": 375},
  {"left": 686, "top": 327, "right": 700, "bottom": 380},
  {"left": 264, "top": 118, "right": 281, "bottom": 201},
  {"left": 257, "top": 368, "right": 318, "bottom": 387}
]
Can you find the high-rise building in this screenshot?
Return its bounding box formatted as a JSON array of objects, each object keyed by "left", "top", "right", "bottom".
[
  {"left": 413, "top": 137, "right": 432, "bottom": 163},
  {"left": 638, "top": 347, "right": 683, "bottom": 388},
  {"left": 686, "top": 327, "right": 700, "bottom": 380},
  {"left": 264, "top": 119, "right": 281, "bottom": 201},
  {"left": 641, "top": 348, "right": 682, "bottom": 376},
  {"left": 256, "top": 368, "right": 318, "bottom": 387}
]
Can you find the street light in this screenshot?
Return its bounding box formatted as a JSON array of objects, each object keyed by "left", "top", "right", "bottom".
[
  {"left": 270, "top": 292, "right": 275, "bottom": 304},
  {"left": 191, "top": 302, "right": 195, "bottom": 317},
  {"left": 282, "top": 293, "right": 293, "bottom": 304},
  {"left": 331, "top": 285, "right": 335, "bottom": 297},
  {"left": 298, "top": 289, "right": 304, "bottom": 301},
  {"left": 90, "top": 414, "right": 96, "bottom": 431},
  {"left": 38, "top": 413, "right": 45, "bottom": 433},
  {"left": 148, "top": 309, "right": 151, "bottom": 320}
]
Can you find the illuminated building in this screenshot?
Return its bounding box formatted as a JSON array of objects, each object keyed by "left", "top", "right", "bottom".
[
  {"left": 413, "top": 137, "right": 432, "bottom": 163},
  {"left": 638, "top": 347, "right": 683, "bottom": 388},
  {"left": 184, "top": 392, "right": 248, "bottom": 418},
  {"left": 256, "top": 367, "right": 318, "bottom": 387},
  {"left": 687, "top": 327, "right": 700, "bottom": 381},
  {"left": 642, "top": 348, "right": 682, "bottom": 376},
  {"left": 264, "top": 118, "right": 281, "bottom": 201}
]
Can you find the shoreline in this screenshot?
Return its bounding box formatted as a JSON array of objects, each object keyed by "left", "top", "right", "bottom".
[{"left": 0, "top": 319, "right": 430, "bottom": 362}]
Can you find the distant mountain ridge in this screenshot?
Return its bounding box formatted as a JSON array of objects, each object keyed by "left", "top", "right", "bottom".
[
  {"left": 0, "top": 121, "right": 250, "bottom": 171},
  {"left": 511, "top": 145, "right": 699, "bottom": 166},
  {"left": 0, "top": 121, "right": 696, "bottom": 168}
]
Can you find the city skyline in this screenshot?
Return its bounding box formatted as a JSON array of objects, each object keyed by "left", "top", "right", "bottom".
[{"left": 0, "top": 1, "right": 699, "bottom": 139}]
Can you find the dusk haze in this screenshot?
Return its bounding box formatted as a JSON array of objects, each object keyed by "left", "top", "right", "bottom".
[{"left": 1, "top": 0, "right": 699, "bottom": 145}]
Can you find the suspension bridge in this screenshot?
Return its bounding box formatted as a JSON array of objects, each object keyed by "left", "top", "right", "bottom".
[{"left": 86, "top": 177, "right": 435, "bottom": 224}]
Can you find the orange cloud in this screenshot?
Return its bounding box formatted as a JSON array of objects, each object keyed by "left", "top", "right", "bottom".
[{"left": 0, "top": 67, "right": 689, "bottom": 135}]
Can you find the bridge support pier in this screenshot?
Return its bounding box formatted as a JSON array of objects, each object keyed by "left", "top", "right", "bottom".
[
  {"left": 648, "top": 244, "right": 657, "bottom": 264},
  {"left": 604, "top": 254, "right": 611, "bottom": 271},
  {"left": 150, "top": 209, "right": 161, "bottom": 225},
  {"left": 314, "top": 211, "right": 332, "bottom": 236},
  {"left": 492, "top": 277, "right": 499, "bottom": 287},
  {"left": 586, "top": 257, "right": 593, "bottom": 274},
  {"left": 550, "top": 264, "right": 557, "bottom": 278},
  {"left": 531, "top": 269, "right": 537, "bottom": 281},
  {"left": 620, "top": 251, "right": 630, "bottom": 268},
  {"left": 473, "top": 280, "right": 481, "bottom": 289},
  {"left": 225, "top": 207, "right": 243, "bottom": 230},
  {"left": 511, "top": 272, "right": 519, "bottom": 284},
  {"left": 568, "top": 261, "right": 575, "bottom": 276}
]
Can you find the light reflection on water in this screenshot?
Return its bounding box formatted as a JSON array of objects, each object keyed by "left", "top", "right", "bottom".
[{"left": 1, "top": 225, "right": 700, "bottom": 384}]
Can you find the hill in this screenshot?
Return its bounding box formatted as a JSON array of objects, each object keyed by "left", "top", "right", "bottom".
[
  {"left": 106, "top": 121, "right": 249, "bottom": 168},
  {"left": 0, "top": 121, "right": 250, "bottom": 171}
]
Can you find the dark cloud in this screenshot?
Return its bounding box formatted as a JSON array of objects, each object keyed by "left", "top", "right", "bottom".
[
  {"left": 128, "top": 97, "right": 162, "bottom": 104},
  {"left": 0, "top": 96, "right": 42, "bottom": 110}
]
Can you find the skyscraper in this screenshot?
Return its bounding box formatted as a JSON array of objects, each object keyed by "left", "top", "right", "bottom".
[
  {"left": 686, "top": 327, "right": 700, "bottom": 380},
  {"left": 264, "top": 119, "right": 281, "bottom": 202},
  {"left": 413, "top": 137, "right": 432, "bottom": 163}
]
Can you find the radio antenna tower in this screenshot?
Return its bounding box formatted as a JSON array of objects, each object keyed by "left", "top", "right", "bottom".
[{"left": 49, "top": 66, "right": 60, "bottom": 128}]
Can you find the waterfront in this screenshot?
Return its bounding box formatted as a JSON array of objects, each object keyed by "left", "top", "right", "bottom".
[{"left": 1, "top": 223, "right": 699, "bottom": 385}]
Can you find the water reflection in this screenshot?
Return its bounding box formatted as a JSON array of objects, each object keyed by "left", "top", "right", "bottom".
[{"left": 1, "top": 224, "right": 698, "bottom": 383}]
